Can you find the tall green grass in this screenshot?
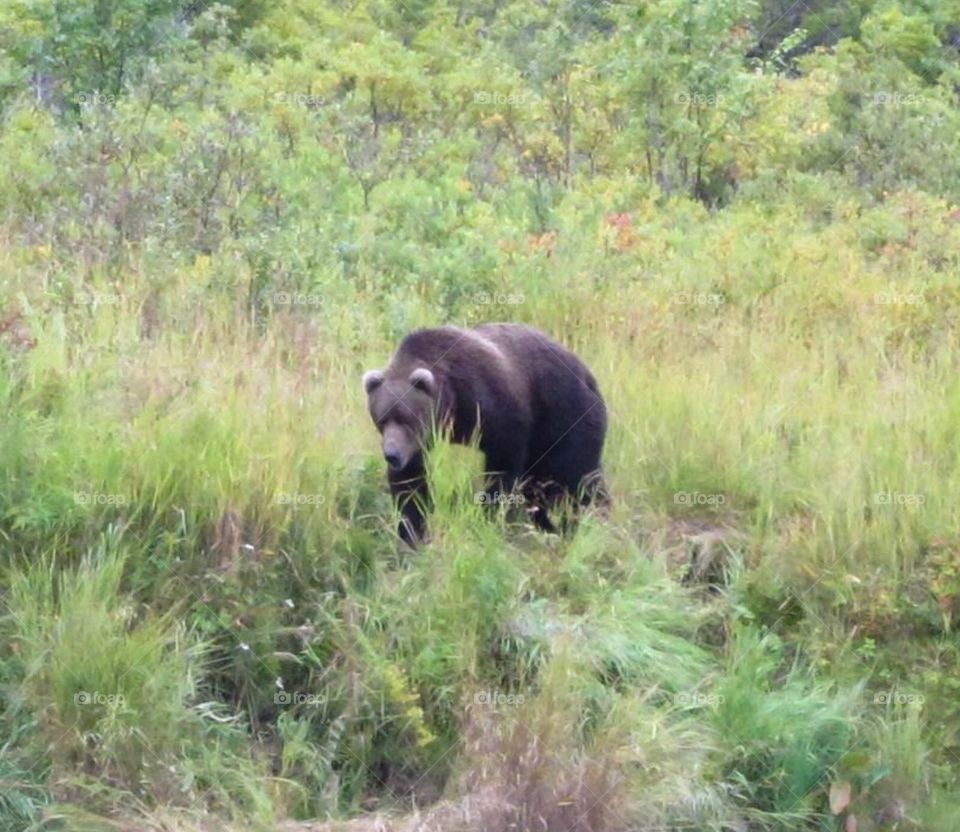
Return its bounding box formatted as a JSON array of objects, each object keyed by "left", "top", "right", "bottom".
[{"left": 2, "top": 192, "right": 960, "bottom": 828}]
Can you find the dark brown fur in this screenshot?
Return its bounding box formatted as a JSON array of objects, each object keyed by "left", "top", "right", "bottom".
[{"left": 363, "top": 323, "right": 608, "bottom": 545}]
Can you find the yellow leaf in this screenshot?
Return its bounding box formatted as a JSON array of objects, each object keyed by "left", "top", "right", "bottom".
[{"left": 830, "top": 780, "right": 852, "bottom": 814}]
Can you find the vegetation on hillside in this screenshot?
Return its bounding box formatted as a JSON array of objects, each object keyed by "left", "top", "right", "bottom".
[{"left": 1, "top": 0, "right": 960, "bottom": 829}]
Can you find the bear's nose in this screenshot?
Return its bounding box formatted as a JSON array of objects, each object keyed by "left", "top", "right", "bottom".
[{"left": 384, "top": 450, "right": 402, "bottom": 470}]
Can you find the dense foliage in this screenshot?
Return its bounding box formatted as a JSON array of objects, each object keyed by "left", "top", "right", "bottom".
[{"left": 1, "top": 0, "right": 960, "bottom": 829}]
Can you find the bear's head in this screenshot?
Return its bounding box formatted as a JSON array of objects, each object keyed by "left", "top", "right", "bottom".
[{"left": 362, "top": 366, "right": 438, "bottom": 471}]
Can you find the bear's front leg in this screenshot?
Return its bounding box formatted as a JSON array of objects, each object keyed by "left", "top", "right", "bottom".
[
  {"left": 481, "top": 447, "right": 526, "bottom": 518},
  {"left": 388, "top": 457, "right": 429, "bottom": 546}
]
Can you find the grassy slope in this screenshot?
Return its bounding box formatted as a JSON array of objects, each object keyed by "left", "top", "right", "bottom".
[{"left": 2, "top": 185, "right": 960, "bottom": 830}]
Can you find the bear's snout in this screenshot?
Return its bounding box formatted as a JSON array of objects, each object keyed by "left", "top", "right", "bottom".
[
  {"left": 384, "top": 446, "right": 403, "bottom": 470},
  {"left": 381, "top": 423, "right": 414, "bottom": 471}
]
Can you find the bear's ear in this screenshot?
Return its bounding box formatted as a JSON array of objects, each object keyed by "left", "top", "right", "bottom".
[
  {"left": 362, "top": 370, "right": 385, "bottom": 395},
  {"left": 409, "top": 367, "right": 437, "bottom": 396}
]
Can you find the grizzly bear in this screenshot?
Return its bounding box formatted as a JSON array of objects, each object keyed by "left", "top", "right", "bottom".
[{"left": 362, "top": 323, "right": 607, "bottom": 545}]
